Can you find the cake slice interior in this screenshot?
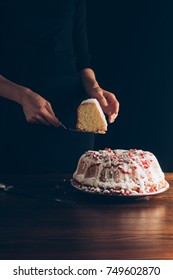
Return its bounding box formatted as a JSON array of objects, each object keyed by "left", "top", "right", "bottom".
[{"left": 76, "top": 98, "right": 107, "bottom": 133}]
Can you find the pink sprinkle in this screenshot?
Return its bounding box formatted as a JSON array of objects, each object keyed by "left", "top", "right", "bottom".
[
  {"left": 139, "top": 189, "right": 144, "bottom": 193},
  {"left": 105, "top": 148, "right": 112, "bottom": 152}
]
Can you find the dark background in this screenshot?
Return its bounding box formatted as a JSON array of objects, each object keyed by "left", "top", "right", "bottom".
[{"left": 86, "top": 0, "right": 173, "bottom": 171}]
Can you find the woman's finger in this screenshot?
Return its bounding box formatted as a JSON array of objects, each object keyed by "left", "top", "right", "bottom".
[
  {"left": 104, "top": 91, "right": 120, "bottom": 114},
  {"left": 104, "top": 91, "right": 117, "bottom": 105},
  {"left": 109, "top": 113, "right": 117, "bottom": 123},
  {"left": 41, "top": 109, "right": 61, "bottom": 127},
  {"left": 34, "top": 115, "right": 51, "bottom": 126},
  {"left": 46, "top": 102, "right": 55, "bottom": 116},
  {"left": 96, "top": 94, "right": 108, "bottom": 107}
]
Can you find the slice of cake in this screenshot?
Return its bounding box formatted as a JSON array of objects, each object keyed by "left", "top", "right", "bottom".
[
  {"left": 76, "top": 98, "right": 107, "bottom": 133},
  {"left": 72, "top": 148, "right": 169, "bottom": 196}
]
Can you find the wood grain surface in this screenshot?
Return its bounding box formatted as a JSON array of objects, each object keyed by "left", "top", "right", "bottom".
[{"left": 0, "top": 173, "right": 173, "bottom": 260}]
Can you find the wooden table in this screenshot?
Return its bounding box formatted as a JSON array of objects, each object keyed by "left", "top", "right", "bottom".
[{"left": 0, "top": 173, "right": 172, "bottom": 260}]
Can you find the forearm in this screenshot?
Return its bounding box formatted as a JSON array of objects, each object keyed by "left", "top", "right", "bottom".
[
  {"left": 80, "top": 68, "right": 101, "bottom": 96},
  {"left": 0, "top": 75, "right": 30, "bottom": 105}
]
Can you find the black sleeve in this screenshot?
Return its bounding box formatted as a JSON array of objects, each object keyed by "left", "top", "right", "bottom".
[{"left": 73, "top": 0, "right": 91, "bottom": 71}]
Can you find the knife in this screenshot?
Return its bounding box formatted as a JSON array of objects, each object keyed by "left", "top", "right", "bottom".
[{"left": 59, "top": 122, "right": 100, "bottom": 133}]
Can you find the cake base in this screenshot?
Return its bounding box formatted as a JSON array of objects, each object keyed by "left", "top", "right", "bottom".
[{"left": 71, "top": 179, "right": 169, "bottom": 197}]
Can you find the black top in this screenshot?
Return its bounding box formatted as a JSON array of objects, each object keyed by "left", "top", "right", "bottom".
[
  {"left": 0, "top": 0, "right": 90, "bottom": 78},
  {"left": 0, "top": 0, "right": 94, "bottom": 173}
]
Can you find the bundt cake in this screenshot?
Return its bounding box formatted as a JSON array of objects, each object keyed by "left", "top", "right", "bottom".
[
  {"left": 76, "top": 98, "right": 107, "bottom": 133},
  {"left": 72, "top": 148, "right": 169, "bottom": 196}
]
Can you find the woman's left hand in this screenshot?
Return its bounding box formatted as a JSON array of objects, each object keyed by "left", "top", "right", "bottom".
[{"left": 89, "top": 86, "right": 119, "bottom": 123}]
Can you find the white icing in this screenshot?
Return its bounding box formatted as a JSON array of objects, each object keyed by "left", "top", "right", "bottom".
[
  {"left": 73, "top": 149, "right": 168, "bottom": 195},
  {"left": 80, "top": 98, "right": 107, "bottom": 128}
]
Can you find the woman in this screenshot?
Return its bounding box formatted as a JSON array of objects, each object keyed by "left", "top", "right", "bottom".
[{"left": 0, "top": 0, "right": 119, "bottom": 173}]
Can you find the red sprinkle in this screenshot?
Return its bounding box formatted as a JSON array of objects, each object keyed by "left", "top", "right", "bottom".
[
  {"left": 105, "top": 148, "right": 112, "bottom": 152},
  {"left": 126, "top": 190, "right": 131, "bottom": 195},
  {"left": 141, "top": 160, "right": 150, "bottom": 168},
  {"left": 118, "top": 167, "right": 132, "bottom": 174}
]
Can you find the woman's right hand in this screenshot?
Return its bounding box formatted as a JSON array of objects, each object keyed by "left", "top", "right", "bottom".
[
  {"left": 0, "top": 75, "right": 60, "bottom": 127},
  {"left": 21, "top": 89, "right": 60, "bottom": 127}
]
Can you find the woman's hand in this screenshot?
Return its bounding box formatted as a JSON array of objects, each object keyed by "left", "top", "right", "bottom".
[
  {"left": 80, "top": 69, "right": 120, "bottom": 123},
  {"left": 21, "top": 89, "right": 60, "bottom": 127},
  {"left": 0, "top": 75, "right": 60, "bottom": 127},
  {"left": 87, "top": 86, "right": 119, "bottom": 123}
]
